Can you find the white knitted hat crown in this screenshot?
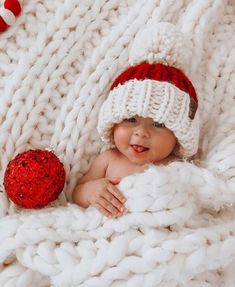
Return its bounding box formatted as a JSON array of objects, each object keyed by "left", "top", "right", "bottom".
[
  {"left": 97, "top": 22, "right": 199, "bottom": 157},
  {"left": 129, "top": 22, "right": 192, "bottom": 71}
]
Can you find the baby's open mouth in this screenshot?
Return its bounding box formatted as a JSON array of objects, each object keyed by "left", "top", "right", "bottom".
[{"left": 131, "top": 144, "right": 149, "bottom": 153}]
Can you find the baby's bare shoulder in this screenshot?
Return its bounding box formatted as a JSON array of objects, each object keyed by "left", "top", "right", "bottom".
[{"left": 101, "top": 148, "right": 120, "bottom": 160}]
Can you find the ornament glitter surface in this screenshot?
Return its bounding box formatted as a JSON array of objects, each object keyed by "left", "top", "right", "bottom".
[{"left": 3, "top": 149, "right": 66, "bottom": 208}]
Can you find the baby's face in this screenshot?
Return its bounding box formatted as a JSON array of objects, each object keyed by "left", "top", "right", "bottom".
[{"left": 113, "top": 116, "right": 177, "bottom": 165}]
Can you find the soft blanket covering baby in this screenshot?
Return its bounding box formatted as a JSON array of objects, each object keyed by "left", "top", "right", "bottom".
[{"left": 0, "top": 0, "right": 235, "bottom": 286}]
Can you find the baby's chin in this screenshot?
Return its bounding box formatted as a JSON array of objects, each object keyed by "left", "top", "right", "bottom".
[
  {"left": 128, "top": 156, "right": 154, "bottom": 166},
  {"left": 128, "top": 154, "right": 170, "bottom": 166}
]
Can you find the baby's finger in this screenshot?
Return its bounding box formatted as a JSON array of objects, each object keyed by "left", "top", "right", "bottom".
[
  {"left": 93, "top": 203, "right": 112, "bottom": 218},
  {"left": 102, "top": 191, "right": 124, "bottom": 213},
  {"left": 107, "top": 183, "right": 126, "bottom": 204},
  {"left": 108, "top": 177, "right": 121, "bottom": 185},
  {"left": 99, "top": 197, "right": 120, "bottom": 216}
]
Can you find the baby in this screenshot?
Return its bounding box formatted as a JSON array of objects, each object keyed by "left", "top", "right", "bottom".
[
  {"left": 73, "top": 116, "right": 177, "bottom": 217},
  {"left": 73, "top": 23, "right": 199, "bottom": 218},
  {"left": 73, "top": 63, "right": 199, "bottom": 218}
]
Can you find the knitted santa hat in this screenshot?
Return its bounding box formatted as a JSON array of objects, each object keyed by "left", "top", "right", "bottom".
[{"left": 97, "top": 22, "right": 200, "bottom": 157}]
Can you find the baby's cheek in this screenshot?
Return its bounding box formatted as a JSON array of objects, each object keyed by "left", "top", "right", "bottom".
[{"left": 114, "top": 126, "right": 130, "bottom": 143}]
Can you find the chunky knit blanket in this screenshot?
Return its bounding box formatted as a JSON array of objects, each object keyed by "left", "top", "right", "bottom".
[{"left": 1, "top": 0, "right": 235, "bottom": 286}]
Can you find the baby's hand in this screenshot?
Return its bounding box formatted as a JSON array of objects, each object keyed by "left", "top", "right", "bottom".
[{"left": 86, "top": 177, "right": 126, "bottom": 218}]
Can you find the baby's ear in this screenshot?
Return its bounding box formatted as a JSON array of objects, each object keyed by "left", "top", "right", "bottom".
[{"left": 188, "top": 97, "right": 198, "bottom": 120}]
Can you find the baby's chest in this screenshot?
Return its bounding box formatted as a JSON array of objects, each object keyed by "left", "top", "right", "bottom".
[{"left": 105, "top": 159, "right": 146, "bottom": 178}]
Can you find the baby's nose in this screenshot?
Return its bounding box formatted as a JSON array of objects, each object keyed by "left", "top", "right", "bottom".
[{"left": 134, "top": 126, "right": 149, "bottom": 137}]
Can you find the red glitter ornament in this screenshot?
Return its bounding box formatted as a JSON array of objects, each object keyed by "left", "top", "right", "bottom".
[{"left": 3, "top": 149, "right": 66, "bottom": 209}]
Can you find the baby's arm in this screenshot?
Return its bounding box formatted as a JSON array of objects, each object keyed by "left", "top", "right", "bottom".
[{"left": 72, "top": 150, "right": 126, "bottom": 217}]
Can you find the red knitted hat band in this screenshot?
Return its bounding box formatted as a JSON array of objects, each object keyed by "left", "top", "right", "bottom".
[{"left": 111, "top": 62, "right": 198, "bottom": 104}]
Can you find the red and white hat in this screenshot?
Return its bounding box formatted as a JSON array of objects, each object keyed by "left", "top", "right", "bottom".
[
  {"left": 0, "top": 0, "right": 21, "bottom": 32},
  {"left": 97, "top": 22, "right": 200, "bottom": 157}
]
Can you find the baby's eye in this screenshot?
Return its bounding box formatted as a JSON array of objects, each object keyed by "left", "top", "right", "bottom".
[
  {"left": 153, "top": 122, "right": 165, "bottom": 128},
  {"left": 125, "top": 117, "right": 137, "bottom": 123}
]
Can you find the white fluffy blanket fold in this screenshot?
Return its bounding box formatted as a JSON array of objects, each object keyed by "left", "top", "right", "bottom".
[
  {"left": 1, "top": 0, "right": 235, "bottom": 286},
  {"left": 2, "top": 163, "right": 235, "bottom": 287}
]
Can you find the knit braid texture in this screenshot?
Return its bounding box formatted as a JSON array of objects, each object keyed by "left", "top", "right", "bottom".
[{"left": 0, "top": 0, "right": 235, "bottom": 286}]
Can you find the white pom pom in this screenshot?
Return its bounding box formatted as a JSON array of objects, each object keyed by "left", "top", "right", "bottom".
[{"left": 129, "top": 22, "right": 192, "bottom": 70}]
